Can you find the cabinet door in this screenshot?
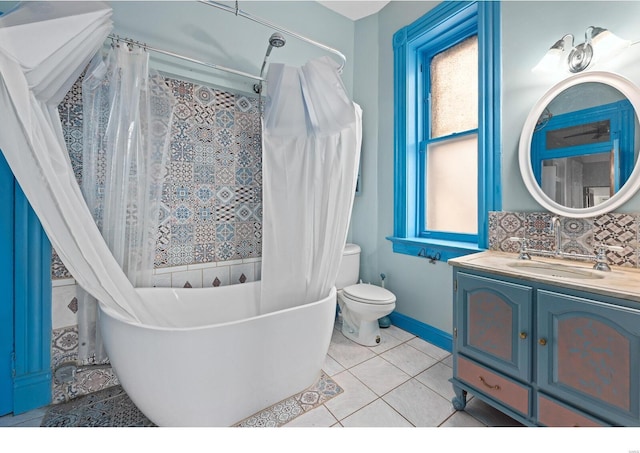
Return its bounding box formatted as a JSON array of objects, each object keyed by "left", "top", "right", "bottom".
[
  {"left": 537, "top": 290, "right": 640, "bottom": 426},
  {"left": 456, "top": 272, "right": 532, "bottom": 381}
]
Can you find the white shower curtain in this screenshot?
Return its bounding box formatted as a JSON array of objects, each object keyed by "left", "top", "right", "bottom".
[
  {"left": 261, "top": 57, "right": 362, "bottom": 313},
  {"left": 0, "top": 2, "right": 169, "bottom": 324},
  {"left": 0, "top": 2, "right": 360, "bottom": 327},
  {"left": 76, "top": 45, "right": 175, "bottom": 362}
]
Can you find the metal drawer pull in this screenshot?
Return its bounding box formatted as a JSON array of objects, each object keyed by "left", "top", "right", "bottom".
[
  {"left": 479, "top": 376, "right": 501, "bottom": 390},
  {"left": 519, "top": 331, "right": 527, "bottom": 339},
  {"left": 539, "top": 338, "right": 547, "bottom": 346}
]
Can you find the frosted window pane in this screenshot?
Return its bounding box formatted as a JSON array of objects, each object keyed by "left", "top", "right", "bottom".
[
  {"left": 431, "top": 36, "right": 478, "bottom": 138},
  {"left": 426, "top": 134, "right": 477, "bottom": 234}
]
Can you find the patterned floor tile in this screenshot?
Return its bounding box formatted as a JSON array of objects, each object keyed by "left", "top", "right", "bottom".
[
  {"left": 41, "top": 372, "right": 341, "bottom": 428},
  {"left": 41, "top": 386, "right": 151, "bottom": 427}
]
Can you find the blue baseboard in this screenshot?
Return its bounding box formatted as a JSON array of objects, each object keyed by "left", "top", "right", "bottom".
[
  {"left": 388, "top": 311, "right": 452, "bottom": 353},
  {"left": 13, "top": 370, "right": 51, "bottom": 414}
]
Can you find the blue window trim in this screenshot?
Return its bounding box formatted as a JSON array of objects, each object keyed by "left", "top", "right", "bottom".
[
  {"left": 388, "top": 1, "right": 501, "bottom": 261},
  {"left": 418, "top": 19, "right": 478, "bottom": 243}
]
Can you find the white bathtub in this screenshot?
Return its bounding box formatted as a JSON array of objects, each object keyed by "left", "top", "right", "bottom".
[{"left": 98, "top": 281, "right": 336, "bottom": 427}]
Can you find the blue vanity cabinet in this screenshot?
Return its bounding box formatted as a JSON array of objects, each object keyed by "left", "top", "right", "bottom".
[
  {"left": 536, "top": 290, "right": 640, "bottom": 427},
  {"left": 451, "top": 264, "right": 640, "bottom": 427},
  {"left": 452, "top": 271, "right": 533, "bottom": 421},
  {"left": 454, "top": 272, "right": 532, "bottom": 380}
]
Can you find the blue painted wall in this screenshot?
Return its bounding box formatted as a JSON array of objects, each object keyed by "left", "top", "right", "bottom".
[
  {"left": 3, "top": 0, "right": 640, "bottom": 372},
  {"left": 107, "top": 1, "right": 356, "bottom": 97}
]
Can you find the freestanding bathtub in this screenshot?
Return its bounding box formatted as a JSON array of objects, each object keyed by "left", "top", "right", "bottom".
[{"left": 98, "top": 281, "right": 336, "bottom": 427}]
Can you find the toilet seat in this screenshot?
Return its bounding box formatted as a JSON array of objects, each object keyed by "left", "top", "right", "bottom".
[{"left": 342, "top": 283, "right": 396, "bottom": 305}]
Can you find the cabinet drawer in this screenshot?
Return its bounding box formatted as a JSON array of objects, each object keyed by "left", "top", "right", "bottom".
[
  {"left": 538, "top": 394, "right": 608, "bottom": 427},
  {"left": 457, "top": 356, "right": 530, "bottom": 416}
]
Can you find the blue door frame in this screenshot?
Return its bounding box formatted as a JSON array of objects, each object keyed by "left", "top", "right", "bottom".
[
  {"left": 0, "top": 151, "right": 15, "bottom": 415},
  {"left": 0, "top": 150, "right": 52, "bottom": 416}
]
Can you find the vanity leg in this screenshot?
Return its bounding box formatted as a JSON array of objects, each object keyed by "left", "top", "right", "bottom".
[{"left": 452, "top": 385, "right": 467, "bottom": 410}]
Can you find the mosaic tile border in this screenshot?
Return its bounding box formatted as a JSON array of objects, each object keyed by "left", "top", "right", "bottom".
[
  {"left": 489, "top": 211, "right": 640, "bottom": 268},
  {"left": 42, "top": 372, "right": 342, "bottom": 427},
  {"left": 52, "top": 261, "right": 262, "bottom": 329}
]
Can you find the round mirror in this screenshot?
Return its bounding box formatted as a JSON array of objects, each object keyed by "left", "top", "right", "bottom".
[{"left": 519, "top": 71, "right": 640, "bottom": 218}]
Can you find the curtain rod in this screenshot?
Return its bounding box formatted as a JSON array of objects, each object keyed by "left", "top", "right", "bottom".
[
  {"left": 107, "top": 34, "right": 265, "bottom": 83},
  {"left": 197, "top": 0, "right": 347, "bottom": 73}
]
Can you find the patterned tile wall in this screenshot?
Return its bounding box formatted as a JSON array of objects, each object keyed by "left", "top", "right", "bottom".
[
  {"left": 489, "top": 211, "right": 640, "bottom": 268},
  {"left": 51, "top": 70, "right": 264, "bottom": 402},
  {"left": 55, "top": 72, "right": 263, "bottom": 280}
]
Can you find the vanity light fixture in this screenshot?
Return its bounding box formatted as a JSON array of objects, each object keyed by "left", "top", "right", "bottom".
[
  {"left": 532, "top": 34, "right": 573, "bottom": 74},
  {"left": 533, "top": 26, "right": 631, "bottom": 74}
]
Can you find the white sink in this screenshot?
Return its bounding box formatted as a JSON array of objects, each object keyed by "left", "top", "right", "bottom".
[{"left": 506, "top": 260, "right": 605, "bottom": 280}]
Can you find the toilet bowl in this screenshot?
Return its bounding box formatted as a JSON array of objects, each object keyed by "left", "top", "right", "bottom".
[
  {"left": 338, "top": 283, "right": 396, "bottom": 346},
  {"left": 335, "top": 244, "right": 396, "bottom": 346}
]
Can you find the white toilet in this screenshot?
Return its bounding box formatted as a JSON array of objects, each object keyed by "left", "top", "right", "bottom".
[{"left": 336, "top": 243, "right": 396, "bottom": 346}]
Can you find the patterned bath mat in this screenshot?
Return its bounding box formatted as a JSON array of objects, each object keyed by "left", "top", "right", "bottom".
[
  {"left": 234, "top": 371, "right": 343, "bottom": 427},
  {"left": 40, "top": 385, "right": 153, "bottom": 427},
  {"left": 41, "top": 371, "right": 342, "bottom": 427}
]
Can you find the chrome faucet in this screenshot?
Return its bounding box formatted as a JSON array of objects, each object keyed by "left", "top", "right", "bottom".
[
  {"left": 508, "top": 236, "right": 531, "bottom": 260},
  {"left": 551, "top": 216, "right": 562, "bottom": 256},
  {"left": 593, "top": 244, "right": 624, "bottom": 271}
]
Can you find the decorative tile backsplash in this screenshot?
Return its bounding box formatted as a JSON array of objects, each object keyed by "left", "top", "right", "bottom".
[
  {"left": 489, "top": 211, "right": 640, "bottom": 268},
  {"left": 56, "top": 72, "right": 263, "bottom": 280}
]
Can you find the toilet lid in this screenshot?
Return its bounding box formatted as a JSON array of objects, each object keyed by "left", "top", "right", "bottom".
[{"left": 342, "top": 283, "right": 396, "bottom": 305}]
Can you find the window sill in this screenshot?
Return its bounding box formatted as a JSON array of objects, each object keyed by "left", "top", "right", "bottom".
[{"left": 386, "top": 236, "right": 483, "bottom": 262}]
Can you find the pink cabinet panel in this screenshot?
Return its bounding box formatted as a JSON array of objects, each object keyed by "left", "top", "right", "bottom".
[{"left": 538, "top": 394, "right": 606, "bottom": 427}]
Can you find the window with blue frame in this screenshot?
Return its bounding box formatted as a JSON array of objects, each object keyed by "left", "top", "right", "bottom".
[
  {"left": 388, "top": 1, "right": 501, "bottom": 262},
  {"left": 532, "top": 99, "right": 634, "bottom": 209}
]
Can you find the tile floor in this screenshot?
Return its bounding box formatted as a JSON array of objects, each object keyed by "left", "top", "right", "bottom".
[
  {"left": 284, "top": 323, "right": 521, "bottom": 428},
  {"left": 0, "top": 323, "right": 520, "bottom": 429},
  {"left": 4, "top": 324, "right": 634, "bottom": 453}
]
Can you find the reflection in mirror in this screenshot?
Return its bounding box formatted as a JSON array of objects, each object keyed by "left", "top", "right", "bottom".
[
  {"left": 531, "top": 83, "right": 637, "bottom": 210},
  {"left": 519, "top": 72, "right": 640, "bottom": 218},
  {"left": 584, "top": 186, "right": 610, "bottom": 207},
  {"left": 541, "top": 153, "right": 613, "bottom": 208}
]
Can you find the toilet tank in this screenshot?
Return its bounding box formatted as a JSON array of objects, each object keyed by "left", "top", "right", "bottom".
[{"left": 335, "top": 243, "right": 361, "bottom": 290}]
